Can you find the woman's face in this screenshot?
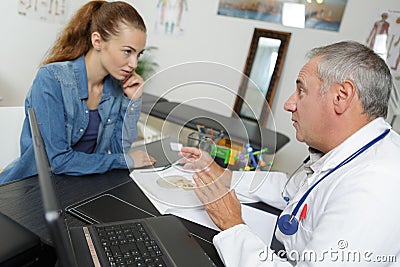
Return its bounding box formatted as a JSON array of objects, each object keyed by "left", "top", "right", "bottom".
[{"left": 100, "top": 24, "right": 147, "bottom": 81}]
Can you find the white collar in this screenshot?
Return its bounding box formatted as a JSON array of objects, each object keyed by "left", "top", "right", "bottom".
[{"left": 309, "top": 118, "right": 391, "bottom": 173}]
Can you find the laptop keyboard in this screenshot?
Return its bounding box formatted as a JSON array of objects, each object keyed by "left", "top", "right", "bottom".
[{"left": 95, "top": 222, "right": 167, "bottom": 267}]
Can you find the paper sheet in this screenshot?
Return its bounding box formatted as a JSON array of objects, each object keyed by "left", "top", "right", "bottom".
[
  {"left": 170, "top": 204, "right": 278, "bottom": 245},
  {"left": 130, "top": 167, "right": 203, "bottom": 213},
  {"left": 130, "top": 168, "right": 278, "bottom": 245}
]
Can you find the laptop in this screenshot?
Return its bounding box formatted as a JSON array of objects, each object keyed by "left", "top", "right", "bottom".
[
  {"left": 0, "top": 212, "right": 42, "bottom": 266},
  {"left": 28, "top": 107, "right": 216, "bottom": 267},
  {"left": 65, "top": 137, "right": 183, "bottom": 225}
]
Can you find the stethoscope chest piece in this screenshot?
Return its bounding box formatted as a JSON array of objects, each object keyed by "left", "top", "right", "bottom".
[
  {"left": 277, "top": 129, "right": 390, "bottom": 236},
  {"left": 278, "top": 214, "right": 299, "bottom": 236}
]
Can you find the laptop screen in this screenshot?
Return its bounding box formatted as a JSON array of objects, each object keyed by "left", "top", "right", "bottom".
[{"left": 28, "top": 108, "right": 78, "bottom": 267}]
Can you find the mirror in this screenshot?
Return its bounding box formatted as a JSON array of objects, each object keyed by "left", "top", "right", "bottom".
[{"left": 233, "top": 28, "right": 291, "bottom": 127}]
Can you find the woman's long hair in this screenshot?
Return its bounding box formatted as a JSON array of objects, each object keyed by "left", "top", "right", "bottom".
[{"left": 41, "top": 0, "right": 146, "bottom": 66}]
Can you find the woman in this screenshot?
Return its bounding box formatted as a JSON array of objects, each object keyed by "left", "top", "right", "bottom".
[{"left": 0, "top": 1, "right": 155, "bottom": 184}]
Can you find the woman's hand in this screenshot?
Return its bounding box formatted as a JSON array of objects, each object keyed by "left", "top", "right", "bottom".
[
  {"left": 129, "top": 150, "right": 156, "bottom": 168},
  {"left": 122, "top": 71, "right": 144, "bottom": 100}
]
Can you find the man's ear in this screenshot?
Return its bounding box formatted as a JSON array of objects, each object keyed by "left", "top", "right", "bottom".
[
  {"left": 91, "top": 32, "right": 102, "bottom": 51},
  {"left": 333, "top": 80, "right": 356, "bottom": 114}
]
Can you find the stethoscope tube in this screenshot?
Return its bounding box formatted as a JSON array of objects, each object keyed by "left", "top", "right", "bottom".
[
  {"left": 278, "top": 128, "right": 390, "bottom": 236},
  {"left": 281, "top": 155, "right": 310, "bottom": 203}
]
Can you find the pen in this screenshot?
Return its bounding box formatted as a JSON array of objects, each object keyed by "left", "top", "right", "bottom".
[
  {"left": 196, "top": 125, "right": 204, "bottom": 133},
  {"left": 299, "top": 204, "right": 308, "bottom": 221}
]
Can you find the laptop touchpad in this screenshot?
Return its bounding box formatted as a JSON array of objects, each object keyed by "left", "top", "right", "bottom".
[{"left": 66, "top": 194, "right": 155, "bottom": 224}]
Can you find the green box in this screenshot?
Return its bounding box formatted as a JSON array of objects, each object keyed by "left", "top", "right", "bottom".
[{"left": 210, "top": 145, "right": 230, "bottom": 164}]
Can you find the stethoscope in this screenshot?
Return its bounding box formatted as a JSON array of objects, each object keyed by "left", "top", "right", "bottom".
[
  {"left": 281, "top": 155, "right": 311, "bottom": 204},
  {"left": 277, "top": 128, "right": 390, "bottom": 236}
]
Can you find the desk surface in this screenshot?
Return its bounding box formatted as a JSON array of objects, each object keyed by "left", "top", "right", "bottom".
[
  {"left": 0, "top": 170, "right": 230, "bottom": 264},
  {"left": 0, "top": 139, "right": 284, "bottom": 266},
  {"left": 141, "top": 92, "right": 169, "bottom": 105},
  {"left": 141, "top": 93, "right": 290, "bottom": 152}
]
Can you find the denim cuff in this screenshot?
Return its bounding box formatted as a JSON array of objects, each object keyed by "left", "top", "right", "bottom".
[{"left": 124, "top": 153, "right": 134, "bottom": 169}]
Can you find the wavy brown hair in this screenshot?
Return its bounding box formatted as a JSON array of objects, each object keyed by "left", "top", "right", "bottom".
[{"left": 41, "top": 0, "right": 146, "bottom": 66}]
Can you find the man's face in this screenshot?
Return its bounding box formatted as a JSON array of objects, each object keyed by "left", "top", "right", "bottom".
[{"left": 284, "top": 57, "right": 331, "bottom": 150}]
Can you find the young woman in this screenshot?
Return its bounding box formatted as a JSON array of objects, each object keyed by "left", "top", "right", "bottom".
[{"left": 0, "top": 1, "right": 155, "bottom": 184}]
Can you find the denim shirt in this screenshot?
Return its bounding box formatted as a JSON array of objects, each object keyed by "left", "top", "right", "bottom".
[{"left": 0, "top": 55, "right": 141, "bottom": 184}]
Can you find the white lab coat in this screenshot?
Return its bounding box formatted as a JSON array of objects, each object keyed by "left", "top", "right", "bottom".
[{"left": 213, "top": 118, "right": 400, "bottom": 266}]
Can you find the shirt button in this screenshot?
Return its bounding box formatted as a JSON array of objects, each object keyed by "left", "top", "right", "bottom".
[
  {"left": 85, "top": 110, "right": 88, "bottom": 113},
  {"left": 107, "top": 119, "right": 111, "bottom": 123},
  {"left": 80, "top": 129, "right": 84, "bottom": 132}
]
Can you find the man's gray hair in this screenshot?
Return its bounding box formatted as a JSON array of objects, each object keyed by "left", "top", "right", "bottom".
[{"left": 307, "top": 41, "right": 393, "bottom": 118}]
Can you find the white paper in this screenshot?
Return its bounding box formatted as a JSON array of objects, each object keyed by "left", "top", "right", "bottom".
[
  {"left": 171, "top": 208, "right": 219, "bottom": 231},
  {"left": 170, "top": 142, "right": 183, "bottom": 151},
  {"left": 170, "top": 204, "right": 278, "bottom": 245},
  {"left": 130, "top": 168, "right": 278, "bottom": 245},
  {"left": 130, "top": 167, "right": 202, "bottom": 214},
  {"left": 241, "top": 204, "right": 278, "bottom": 245}
]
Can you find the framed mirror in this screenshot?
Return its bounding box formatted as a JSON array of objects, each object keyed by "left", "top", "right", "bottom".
[{"left": 233, "top": 28, "right": 291, "bottom": 127}]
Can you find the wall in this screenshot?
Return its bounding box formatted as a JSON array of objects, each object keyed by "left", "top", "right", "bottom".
[
  {"left": 0, "top": 0, "right": 83, "bottom": 106},
  {"left": 1, "top": 0, "right": 399, "bottom": 174}
]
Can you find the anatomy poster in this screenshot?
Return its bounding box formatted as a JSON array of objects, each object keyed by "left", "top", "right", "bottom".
[
  {"left": 154, "top": 0, "right": 189, "bottom": 36},
  {"left": 366, "top": 9, "right": 400, "bottom": 128},
  {"left": 17, "top": 0, "right": 68, "bottom": 24},
  {"left": 365, "top": 10, "right": 400, "bottom": 76}
]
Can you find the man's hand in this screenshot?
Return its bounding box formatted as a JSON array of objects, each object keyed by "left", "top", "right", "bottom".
[
  {"left": 193, "top": 168, "right": 244, "bottom": 231},
  {"left": 179, "top": 146, "right": 244, "bottom": 230},
  {"left": 179, "top": 146, "right": 223, "bottom": 174}
]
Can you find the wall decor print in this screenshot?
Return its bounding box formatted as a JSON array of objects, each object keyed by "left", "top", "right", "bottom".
[
  {"left": 154, "top": 0, "right": 189, "bottom": 36},
  {"left": 368, "top": 9, "right": 400, "bottom": 123},
  {"left": 217, "top": 0, "right": 347, "bottom": 32},
  {"left": 17, "top": 0, "right": 68, "bottom": 24}
]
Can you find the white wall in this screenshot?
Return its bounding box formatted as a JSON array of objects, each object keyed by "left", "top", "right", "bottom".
[
  {"left": 0, "top": 0, "right": 85, "bottom": 107},
  {"left": 1, "top": 0, "right": 399, "bottom": 174}
]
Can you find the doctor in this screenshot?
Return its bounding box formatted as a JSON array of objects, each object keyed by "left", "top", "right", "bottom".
[{"left": 180, "top": 41, "right": 400, "bottom": 266}]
